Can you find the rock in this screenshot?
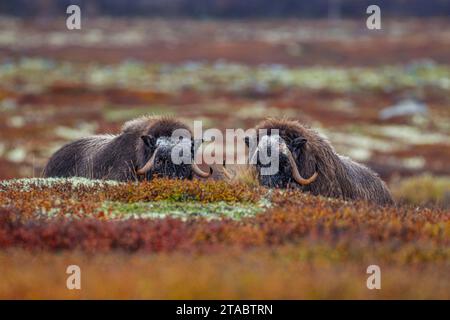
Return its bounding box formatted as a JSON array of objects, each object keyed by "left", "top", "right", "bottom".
[{"left": 379, "top": 99, "right": 428, "bottom": 120}]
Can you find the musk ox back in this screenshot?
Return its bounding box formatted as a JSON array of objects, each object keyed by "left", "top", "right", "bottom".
[
  {"left": 43, "top": 116, "right": 212, "bottom": 181},
  {"left": 248, "top": 118, "right": 394, "bottom": 206}
]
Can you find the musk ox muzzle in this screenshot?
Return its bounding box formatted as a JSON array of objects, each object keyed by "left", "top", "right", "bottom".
[{"left": 137, "top": 135, "right": 211, "bottom": 180}]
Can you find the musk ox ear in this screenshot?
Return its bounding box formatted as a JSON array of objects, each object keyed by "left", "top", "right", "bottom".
[
  {"left": 141, "top": 135, "right": 156, "bottom": 149},
  {"left": 292, "top": 137, "right": 307, "bottom": 152}
]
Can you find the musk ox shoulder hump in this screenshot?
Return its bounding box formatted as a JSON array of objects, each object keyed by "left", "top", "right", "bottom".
[
  {"left": 122, "top": 116, "right": 153, "bottom": 134},
  {"left": 255, "top": 117, "right": 336, "bottom": 153},
  {"left": 122, "top": 115, "right": 191, "bottom": 137}
]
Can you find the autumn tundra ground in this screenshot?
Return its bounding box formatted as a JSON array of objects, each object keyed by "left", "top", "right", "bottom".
[{"left": 0, "top": 18, "right": 449, "bottom": 299}]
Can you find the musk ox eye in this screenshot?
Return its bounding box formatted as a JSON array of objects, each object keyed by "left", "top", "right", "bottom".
[{"left": 141, "top": 135, "right": 156, "bottom": 149}]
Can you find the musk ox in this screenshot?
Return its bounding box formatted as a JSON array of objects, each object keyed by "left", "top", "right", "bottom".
[
  {"left": 246, "top": 118, "right": 394, "bottom": 206},
  {"left": 43, "top": 116, "right": 212, "bottom": 181}
]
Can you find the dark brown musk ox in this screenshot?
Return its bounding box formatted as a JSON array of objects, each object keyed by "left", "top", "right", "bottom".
[
  {"left": 246, "top": 118, "right": 394, "bottom": 206},
  {"left": 43, "top": 116, "right": 213, "bottom": 181}
]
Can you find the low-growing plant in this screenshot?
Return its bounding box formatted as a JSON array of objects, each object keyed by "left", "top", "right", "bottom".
[{"left": 391, "top": 174, "right": 450, "bottom": 208}]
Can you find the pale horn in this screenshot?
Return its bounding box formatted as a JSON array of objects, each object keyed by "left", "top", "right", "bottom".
[
  {"left": 221, "top": 160, "right": 234, "bottom": 180},
  {"left": 137, "top": 148, "right": 159, "bottom": 175},
  {"left": 191, "top": 146, "right": 212, "bottom": 178},
  {"left": 285, "top": 148, "right": 318, "bottom": 185}
]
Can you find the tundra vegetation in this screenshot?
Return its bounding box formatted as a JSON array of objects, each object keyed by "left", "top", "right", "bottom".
[
  {"left": 0, "top": 18, "right": 449, "bottom": 299},
  {"left": 0, "top": 177, "right": 448, "bottom": 299}
]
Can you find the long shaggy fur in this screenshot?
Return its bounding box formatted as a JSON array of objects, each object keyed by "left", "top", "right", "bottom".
[
  {"left": 43, "top": 116, "right": 191, "bottom": 181},
  {"left": 254, "top": 118, "right": 394, "bottom": 206}
]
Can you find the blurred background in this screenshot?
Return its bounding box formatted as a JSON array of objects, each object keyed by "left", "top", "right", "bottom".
[{"left": 0, "top": 0, "right": 449, "bottom": 205}]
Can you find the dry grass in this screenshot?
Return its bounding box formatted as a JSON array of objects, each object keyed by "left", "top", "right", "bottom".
[
  {"left": 229, "top": 164, "right": 260, "bottom": 188},
  {"left": 391, "top": 174, "right": 450, "bottom": 208}
]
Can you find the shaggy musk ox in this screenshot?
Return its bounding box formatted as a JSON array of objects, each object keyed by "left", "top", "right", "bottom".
[
  {"left": 43, "top": 117, "right": 212, "bottom": 181},
  {"left": 247, "top": 118, "right": 394, "bottom": 205}
]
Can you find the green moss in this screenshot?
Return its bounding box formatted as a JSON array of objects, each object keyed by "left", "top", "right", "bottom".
[{"left": 102, "top": 200, "right": 270, "bottom": 221}]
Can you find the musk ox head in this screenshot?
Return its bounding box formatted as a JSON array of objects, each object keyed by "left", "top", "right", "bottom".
[
  {"left": 246, "top": 118, "right": 318, "bottom": 188},
  {"left": 130, "top": 117, "right": 212, "bottom": 180}
]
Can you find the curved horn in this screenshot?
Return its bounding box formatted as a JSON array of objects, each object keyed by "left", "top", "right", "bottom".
[
  {"left": 137, "top": 148, "right": 159, "bottom": 175},
  {"left": 191, "top": 147, "right": 212, "bottom": 178},
  {"left": 221, "top": 160, "right": 234, "bottom": 180},
  {"left": 285, "top": 148, "right": 318, "bottom": 185},
  {"left": 192, "top": 161, "right": 212, "bottom": 178}
]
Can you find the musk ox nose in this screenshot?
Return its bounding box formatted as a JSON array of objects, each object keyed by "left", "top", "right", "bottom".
[{"left": 154, "top": 150, "right": 181, "bottom": 168}]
